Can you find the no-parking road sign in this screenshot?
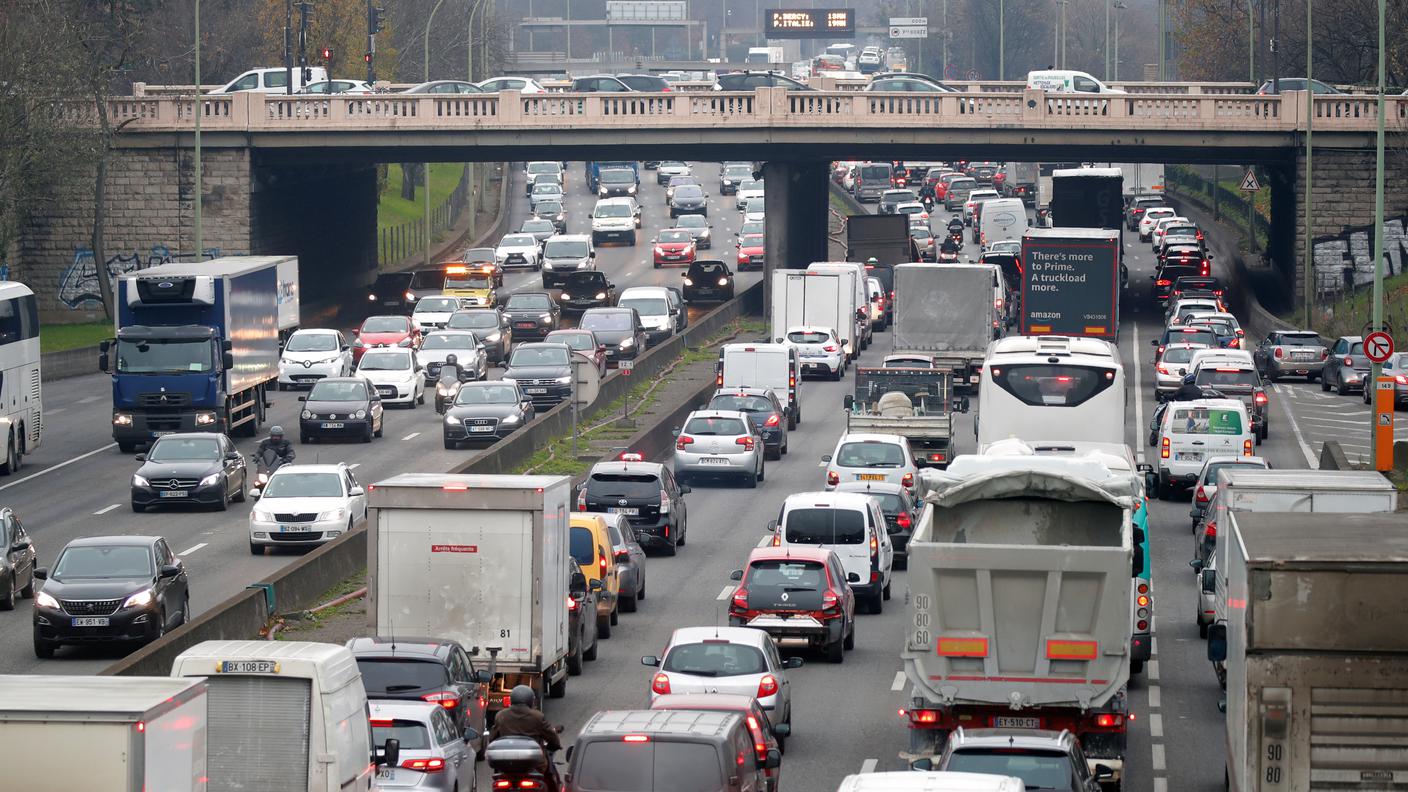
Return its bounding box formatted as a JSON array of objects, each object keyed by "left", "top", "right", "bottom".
[{"left": 1366, "top": 330, "right": 1395, "bottom": 363}]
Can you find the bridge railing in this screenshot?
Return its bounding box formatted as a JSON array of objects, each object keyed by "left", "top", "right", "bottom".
[{"left": 99, "top": 88, "right": 1407, "bottom": 134}]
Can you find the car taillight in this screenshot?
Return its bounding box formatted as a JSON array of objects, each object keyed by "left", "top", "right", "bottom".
[
  {"left": 421, "top": 691, "right": 460, "bottom": 710},
  {"left": 651, "top": 673, "right": 671, "bottom": 695},
  {"left": 822, "top": 589, "right": 840, "bottom": 611},
  {"left": 1201, "top": 262, "right": 1211, "bottom": 276},
  {"left": 599, "top": 553, "right": 608, "bottom": 574},
  {"left": 1205, "top": 521, "right": 1217, "bottom": 539},
  {"left": 1157, "top": 365, "right": 1168, "bottom": 375},
  {"left": 1274, "top": 347, "right": 1284, "bottom": 359},
  {"left": 826, "top": 470, "right": 839, "bottom": 486},
  {"left": 1254, "top": 391, "right": 1268, "bottom": 405},
  {"left": 1321, "top": 348, "right": 1330, "bottom": 360},
  {"left": 901, "top": 472, "right": 914, "bottom": 488},
  {"left": 765, "top": 414, "right": 781, "bottom": 427},
  {"left": 1161, "top": 437, "right": 1170, "bottom": 459},
  {"left": 757, "top": 674, "right": 779, "bottom": 698},
  {"left": 736, "top": 436, "right": 755, "bottom": 451},
  {"left": 896, "top": 511, "right": 912, "bottom": 529},
  {"left": 659, "top": 490, "right": 671, "bottom": 514},
  {"left": 576, "top": 489, "right": 587, "bottom": 511},
  {"left": 1344, "top": 356, "right": 1354, "bottom": 367},
  {"left": 1156, "top": 279, "right": 1171, "bottom": 287},
  {"left": 1157, "top": 346, "right": 1165, "bottom": 356},
  {"left": 1243, "top": 438, "right": 1254, "bottom": 456},
  {"left": 676, "top": 435, "right": 694, "bottom": 450},
  {"left": 1195, "top": 486, "right": 1210, "bottom": 504},
  {"left": 1094, "top": 714, "right": 1124, "bottom": 728},
  {"left": 870, "top": 534, "right": 879, "bottom": 558},
  {"left": 401, "top": 757, "right": 446, "bottom": 772},
  {"left": 1397, "top": 375, "right": 1408, "bottom": 385},
  {"left": 567, "top": 595, "right": 578, "bottom": 612},
  {"left": 823, "top": 344, "right": 838, "bottom": 352},
  {"left": 732, "top": 587, "right": 749, "bottom": 609}
]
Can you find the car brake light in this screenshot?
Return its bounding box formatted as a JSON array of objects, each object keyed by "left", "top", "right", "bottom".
[
  {"left": 1157, "top": 365, "right": 1169, "bottom": 375},
  {"left": 908, "top": 709, "right": 940, "bottom": 724},
  {"left": 1254, "top": 391, "right": 1268, "bottom": 405},
  {"left": 736, "top": 436, "right": 755, "bottom": 450},
  {"left": 651, "top": 673, "right": 671, "bottom": 695},
  {"left": 827, "top": 470, "right": 839, "bottom": 486},
  {"left": 599, "top": 553, "right": 608, "bottom": 574},
  {"left": 765, "top": 414, "right": 781, "bottom": 427},
  {"left": 823, "top": 344, "right": 838, "bottom": 352},
  {"left": 1397, "top": 375, "right": 1408, "bottom": 385},
  {"left": 1321, "top": 348, "right": 1330, "bottom": 360},
  {"left": 1274, "top": 347, "right": 1284, "bottom": 359},
  {"left": 1344, "top": 356, "right": 1354, "bottom": 367},
  {"left": 1156, "top": 279, "right": 1171, "bottom": 287},
  {"left": 623, "top": 735, "right": 651, "bottom": 743},
  {"left": 676, "top": 435, "right": 694, "bottom": 450},
  {"left": 901, "top": 472, "right": 914, "bottom": 488},
  {"left": 421, "top": 691, "right": 460, "bottom": 709},
  {"left": 822, "top": 589, "right": 840, "bottom": 610},
  {"left": 1161, "top": 437, "right": 1170, "bottom": 459},
  {"left": 1094, "top": 714, "right": 1123, "bottom": 728},
  {"left": 757, "top": 674, "right": 779, "bottom": 698},
  {"left": 567, "top": 595, "right": 578, "bottom": 612},
  {"left": 576, "top": 489, "right": 587, "bottom": 511},
  {"left": 1205, "top": 521, "right": 1217, "bottom": 539},
  {"left": 1243, "top": 438, "right": 1254, "bottom": 456},
  {"left": 896, "top": 511, "right": 912, "bottom": 529},
  {"left": 870, "top": 534, "right": 879, "bottom": 558},
  {"left": 1195, "top": 486, "right": 1209, "bottom": 504},
  {"left": 401, "top": 757, "right": 446, "bottom": 772},
  {"left": 733, "top": 587, "right": 749, "bottom": 609}
]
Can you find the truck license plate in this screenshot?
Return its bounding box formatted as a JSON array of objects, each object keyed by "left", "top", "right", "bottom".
[
  {"left": 993, "top": 717, "right": 1041, "bottom": 729},
  {"left": 322, "top": 422, "right": 344, "bottom": 429},
  {"left": 72, "top": 617, "right": 109, "bottom": 627},
  {"left": 159, "top": 490, "right": 189, "bottom": 498}
]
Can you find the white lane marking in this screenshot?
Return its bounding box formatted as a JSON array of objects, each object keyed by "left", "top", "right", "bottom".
[
  {"left": 1132, "top": 323, "right": 1145, "bottom": 465},
  {"left": 402, "top": 432, "right": 421, "bottom": 441},
  {"left": 1147, "top": 659, "right": 1160, "bottom": 680},
  {"left": 756, "top": 535, "right": 772, "bottom": 547},
  {"left": 1151, "top": 743, "right": 1166, "bottom": 772},
  {"left": 1149, "top": 713, "right": 1164, "bottom": 738},
  {"left": 47, "top": 408, "right": 66, "bottom": 416},
  {"left": 860, "top": 759, "right": 878, "bottom": 774},
  {"left": 717, "top": 585, "right": 736, "bottom": 601},
  {"left": 1148, "top": 685, "right": 1161, "bottom": 708},
  {"left": 93, "top": 503, "right": 120, "bottom": 515},
  {"left": 1280, "top": 389, "right": 1319, "bottom": 467},
  {"left": 1154, "top": 778, "right": 1168, "bottom": 792},
  {"left": 0, "top": 443, "right": 118, "bottom": 493},
  {"left": 179, "top": 543, "right": 208, "bottom": 556},
  {"left": 76, "top": 395, "right": 100, "bottom": 404},
  {"left": 891, "top": 671, "right": 906, "bottom": 691},
  {"left": 1151, "top": 635, "right": 1158, "bottom": 655}
]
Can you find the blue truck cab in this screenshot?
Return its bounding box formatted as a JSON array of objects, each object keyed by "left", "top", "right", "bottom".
[
  {"left": 585, "top": 160, "right": 639, "bottom": 194},
  {"left": 100, "top": 256, "right": 299, "bottom": 452}
]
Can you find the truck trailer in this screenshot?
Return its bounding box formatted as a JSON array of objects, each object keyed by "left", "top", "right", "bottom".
[
  {"left": 891, "top": 263, "right": 1000, "bottom": 391},
  {"left": 1020, "top": 228, "right": 1121, "bottom": 341},
  {"left": 101, "top": 256, "right": 299, "bottom": 451},
  {"left": 771, "top": 270, "right": 859, "bottom": 363},
  {"left": 368, "top": 473, "right": 573, "bottom": 705}
]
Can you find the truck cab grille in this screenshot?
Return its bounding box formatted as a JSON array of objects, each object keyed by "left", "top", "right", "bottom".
[{"left": 138, "top": 392, "right": 192, "bottom": 408}]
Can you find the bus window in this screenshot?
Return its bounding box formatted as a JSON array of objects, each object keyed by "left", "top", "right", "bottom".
[{"left": 988, "top": 363, "right": 1117, "bottom": 407}]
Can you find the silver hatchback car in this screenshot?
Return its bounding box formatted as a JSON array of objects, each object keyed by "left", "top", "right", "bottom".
[{"left": 672, "top": 410, "right": 766, "bottom": 488}]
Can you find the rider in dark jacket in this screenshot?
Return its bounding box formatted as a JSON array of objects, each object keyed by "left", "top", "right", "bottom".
[
  {"left": 489, "top": 685, "right": 563, "bottom": 787},
  {"left": 256, "top": 426, "right": 295, "bottom": 463}
]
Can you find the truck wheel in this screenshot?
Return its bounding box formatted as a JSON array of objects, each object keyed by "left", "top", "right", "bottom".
[
  {"left": 0, "top": 431, "right": 16, "bottom": 475},
  {"left": 1130, "top": 660, "right": 1144, "bottom": 674},
  {"left": 118, "top": 441, "right": 138, "bottom": 454},
  {"left": 567, "top": 642, "right": 584, "bottom": 676},
  {"left": 547, "top": 673, "right": 567, "bottom": 700}
]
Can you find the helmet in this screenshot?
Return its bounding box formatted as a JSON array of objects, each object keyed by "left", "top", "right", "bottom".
[
  {"left": 445, "top": 354, "right": 458, "bottom": 365},
  {"left": 270, "top": 425, "right": 285, "bottom": 438},
  {"left": 509, "top": 685, "right": 536, "bottom": 708},
  {"left": 1182, "top": 373, "right": 1197, "bottom": 385}
]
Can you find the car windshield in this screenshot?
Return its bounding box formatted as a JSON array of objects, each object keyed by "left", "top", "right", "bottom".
[
  {"left": 570, "top": 527, "right": 596, "bottom": 566},
  {"left": 545, "top": 240, "right": 590, "bottom": 258},
  {"left": 1196, "top": 368, "right": 1259, "bottom": 388},
  {"left": 724, "top": 166, "right": 752, "bottom": 179},
  {"left": 263, "top": 472, "right": 343, "bottom": 499},
  {"left": 1165, "top": 329, "right": 1219, "bottom": 347},
  {"left": 664, "top": 642, "right": 767, "bottom": 676},
  {"left": 370, "top": 720, "right": 431, "bottom": 752},
  {"left": 684, "top": 416, "right": 747, "bottom": 436},
  {"left": 595, "top": 204, "right": 632, "bottom": 218},
  {"left": 416, "top": 297, "right": 459, "bottom": 312},
  {"left": 674, "top": 186, "right": 704, "bottom": 199},
  {"left": 1205, "top": 460, "right": 1265, "bottom": 483},
  {"left": 362, "top": 317, "right": 409, "bottom": 333},
  {"left": 740, "top": 234, "right": 765, "bottom": 247},
  {"left": 501, "top": 234, "right": 536, "bottom": 247},
  {"left": 601, "top": 169, "right": 634, "bottom": 183},
  {"left": 531, "top": 184, "right": 561, "bottom": 195},
  {"left": 507, "top": 294, "right": 552, "bottom": 310},
  {"left": 554, "top": 334, "right": 594, "bottom": 352},
  {"left": 285, "top": 333, "right": 339, "bottom": 353},
  {"left": 575, "top": 741, "right": 723, "bottom": 792},
  {"left": 536, "top": 201, "right": 563, "bottom": 215},
  {"left": 308, "top": 381, "right": 366, "bottom": 401},
  {"left": 522, "top": 220, "right": 555, "bottom": 233},
  {"left": 708, "top": 394, "right": 774, "bottom": 413},
  {"left": 582, "top": 312, "right": 632, "bottom": 331},
  {"left": 564, "top": 272, "right": 608, "bottom": 288},
  {"left": 373, "top": 274, "right": 412, "bottom": 289},
  {"left": 788, "top": 330, "right": 831, "bottom": 344},
  {"left": 1171, "top": 407, "right": 1245, "bottom": 435},
  {"left": 1188, "top": 319, "right": 1235, "bottom": 336},
  {"left": 455, "top": 384, "right": 518, "bottom": 405},
  {"left": 358, "top": 658, "right": 448, "bottom": 694},
  {"left": 445, "top": 274, "right": 493, "bottom": 290},
  {"left": 54, "top": 545, "right": 155, "bottom": 579},
  {"left": 897, "top": 205, "right": 925, "bottom": 215},
  {"left": 148, "top": 436, "right": 219, "bottom": 462},
  {"left": 836, "top": 441, "right": 905, "bottom": 468},
  {"left": 677, "top": 215, "right": 707, "bottom": 229},
  {"left": 620, "top": 298, "right": 667, "bottom": 317},
  {"left": 885, "top": 190, "right": 917, "bottom": 202},
  {"left": 116, "top": 338, "right": 213, "bottom": 374},
  {"left": 912, "top": 228, "right": 934, "bottom": 240},
  {"left": 748, "top": 560, "right": 826, "bottom": 590},
  {"left": 658, "top": 230, "right": 693, "bottom": 244},
  {"left": 421, "top": 334, "right": 478, "bottom": 351},
  {"left": 738, "top": 179, "right": 763, "bottom": 192},
  {"left": 359, "top": 352, "right": 411, "bottom": 371},
  {"left": 448, "top": 312, "right": 498, "bottom": 330},
  {"left": 945, "top": 750, "right": 1076, "bottom": 792},
  {"left": 527, "top": 162, "right": 559, "bottom": 175},
  {"left": 510, "top": 347, "right": 569, "bottom": 367},
  {"left": 587, "top": 473, "right": 661, "bottom": 498},
  {"left": 785, "top": 507, "right": 865, "bottom": 544}
]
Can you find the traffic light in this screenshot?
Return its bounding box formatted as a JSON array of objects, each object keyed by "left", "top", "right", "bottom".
[
  {"left": 364, "top": 52, "right": 373, "bottom": 64},
  {"left": 320, "top": 47, "right": 332, "bottom": 62},
  {"left": 368, "top": 5, "right": 386, "bottom": 34}
]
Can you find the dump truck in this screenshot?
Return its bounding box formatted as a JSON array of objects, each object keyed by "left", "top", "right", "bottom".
[
  {"left": 902, "top": 453, "right": 1136, "bottom": 782},
  {"left": 1210, "top": 511, "right": 1408, "bottom": 792},
  {"left": 843, "top": 366, "right": 961, "bottom": 468},
  {"left": 891, "top": 263, "right": 1000, "bottom": 391}
]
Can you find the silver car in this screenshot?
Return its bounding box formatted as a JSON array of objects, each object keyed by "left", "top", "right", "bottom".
[
  {"left": 672, "top": 410, "right": 766, "bottom": 488},
  {"left": 368, "top": 699, "right": 473, "bottom": 791}
]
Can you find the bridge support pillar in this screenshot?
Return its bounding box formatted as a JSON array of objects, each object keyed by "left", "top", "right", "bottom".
[{"left": 762, "top": 160, "right": 831, "bottom": 330}]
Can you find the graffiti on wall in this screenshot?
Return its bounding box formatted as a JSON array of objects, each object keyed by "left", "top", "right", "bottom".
[
  {"left": 57, "top": 245, "right": 221, "bottom": 309},
  {"left": 1314, "top": 217, "right": 1408, "bottom": 291}
]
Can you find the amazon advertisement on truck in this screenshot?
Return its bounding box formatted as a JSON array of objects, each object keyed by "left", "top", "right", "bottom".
[{"left": 1020, "top": 228, "right": 1120, "bottom": 342}]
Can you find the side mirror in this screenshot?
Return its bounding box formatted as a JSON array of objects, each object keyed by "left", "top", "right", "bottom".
[
  {"left": 159, "top": 564, "right": 181, "bottom": 579},
  {"left": 772, "top": 722, "right": 791, "bottom": 738},
  {"left": 842, "top": 394, "right": 855, "bottom": 410},
  {"left": 1149, "top": 275, "right": 1156, "bottom": 281},
  {"left": 222, "top": 352, "right": 235, "bottom": 369},
  {"left": 1136, "top": 463, "right": 1153, "bottom": 474},
  {"left": 641, "top": 655, "right": 660, "bottom": 667},
  {"left": 349, "top": 487, "right": 365, "bottom": 497},
  {"left": 821, "top": 454, "right": 832, "bottom": 464},
  {"left": 476, "top": 669, "right": 493, "bottom": 683},
  {"left": 1189, "top": 557, "right": 1203, "bottom": 573},
  {"left": 1094, "top": 764, "right": 1115, "bottom": 781},
  {"left": 1189, "top": 508, "right": 1202, "bottom": 520},
  {"left": 761, "top": 749, "right": 782, "bottom": 769},
  {"left": 98, "top": 352, "right": 110, "bottom": 372},
  {"left": 378, "top": 738, "right": 401, "bottom": 768},
  {"left": 847, "top": 572, "right": 861, "bottom": 583},
  {"left": 1132, "top": 545, "right": 1145, "bottom": 577},
  {"left": 134, "top": 454, "right": 147, "bottom": 462},
  {"left": 910, "top": 758, "right": 934, "bottom": 771},
  {"left": 1149, "top": 339, "right": 1159, "bottom": 346},
  {"left": 765, "top": 520, "right": 777, "bottom": 533},
  {"left": 671, "top": 426, "right": 681, "bottom": 438},
  {"left": 679, "top": 484, "right": 692, "bottom": 494},
  {"left": 32, "top": 568, "right": 46, "bottom": 581},
  {"left": 589, "top": 579, "right": 604, "bottom": 592},
  {"left": 729, "top": 569, "right": 743, "bottom": 581},
  {"left": 463, "top": 727, "right": 479, "bottom": 744},
  {"left": 225, "top": 452, "right": 241, "bottom": 461},
  {"left": 298, "top": 395, "right": 307, "bottom": 402},
  {"left": 784, "top": 657, "right": 803, "bottom": 669},
  {"left": 1201, "top": 568, "right": 1217, "bottom": 593},
  {"left": 952, "top": 396, "right": 970, "bottom": 413},
  {"left": 1207, "top": 622, "right": 1228, "bottom": 663}
]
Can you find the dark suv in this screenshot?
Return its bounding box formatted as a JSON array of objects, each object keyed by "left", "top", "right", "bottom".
[
  {"left": 501, "top": 291, "right": 561, "bottom": 341},
  {"left": 577, "top": 460, "right": 690, "bottom": 556},
  {"left": 706, "top": 387, "right": 788, "bottom": 459},
  {"left": 347, "top": 636, "right": 491, "bottom": 756},
  {"left": 367, "top": 272, "right": 416, "bottom": 314}
]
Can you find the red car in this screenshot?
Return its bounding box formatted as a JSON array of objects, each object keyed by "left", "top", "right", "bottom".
[
  {"left": 353, "top": 315, "right": 421, "bottom": 362},
  {"left": 728, "top": 545, "right": 856, "bottom": 663},
  {"left": 652, "top": 229, "right": 697, "bottom": 268},
  {"left": 737, "top": 233, "right": 765, "bottom": 271}
]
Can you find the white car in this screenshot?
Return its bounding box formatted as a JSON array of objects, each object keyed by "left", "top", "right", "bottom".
[
  {"left": 278, "top": 329, "right": 352, "bottom": 390},
  {"left": 895, "top": 201, "right": 930, "bottom": 226},
  {"left": 743, "top": 208, "right": 767, "bottom": 224},
  {"left": 641, "top": 626, "right": 801, "bottom": 729},
  {"left": 368, "top": 701, "right": 475, "bottom": 791},
  {"left": 1152, "top": 398, "right": 1254, "bottom": 499},
  {"left": 355, "top": 349, "right": 426, "bottom": 407},
  {"left": 1150, "top": 216, "right": 1191, "bottom": 250},
  {"left": 418, "top": 329, "right": 488, "bottom": 382},
  {"left": 822, "top": 433, "right": 918, "bottom": 495},
  {"left": 477, "top": 76, "right": 546, "bottom": 93},
  {"left": 249, "top": 463, "right": 367, "bottom": 553},
  {"left": 1154, "top": 342, "right": 1210, "bottom": 396},
  {"left": 591, "top": 197, "right": 641, "bottom": 245},
  {"left": 411, "top": 296, "right": 461, "bottom": 330},
  {"left": 1189, "top": 347, "right": 1255, "bottom": 375},
  {"left": 495, "top": 233, "right": 543, "bottom": 271},
  {"left": 1139, "top": 207, "right": 1177, "bottom": 240},
  {"left": 781, "top": 325, "right": 845, "bottom": 379},
  {"left": 656, "top": 161, "right": 693, "bottom": 185},
  {"left": 736, "top": 179, "right": 765, "bottom": 211},
  {"left": 618, "top": 286, "right": 677, "bottom": 344},
  {"left": 1166, "top": 298, "right": 1225, "bottom": 327}
]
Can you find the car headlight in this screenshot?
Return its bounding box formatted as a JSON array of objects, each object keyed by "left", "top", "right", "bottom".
[
  {"left": 113, "top": 412, "right": 133, "bottom": 427},
  {"left": 719, "top": 277, "right": 730, "bottom": 286},
  {"left": 199, "top": 472, "right": 222, "bottom": 487},
  {"left": 723, "top": 179, "right": 733, "bottom": 185},
  {"left": 683, "top": 277, "right": 694, "bottom": 286},
  {"left": 319, "top": 509, "right": 347, "bottom": 522},
  {"left": 404, "top": 291, "right": 416, "bottom": 301},
  {"left": 555, "top": 375, "right": 572, "bottom": 385},
  {"left": 355, "top": 409, "right": 367, "bottom": 419},
  {"left": 501, "top": 377, "right": 518, "bottom": 384},
  {"left": 628, "top": 185, "right": 637, "bottom": 194},
  {"left": 194, "top": 410, "right": 217, "bottom": 426},
  {"left": 132, "top": 474, "right": 149, "bottom": 487},
  {"left": 538, "top": 313, "right": 552, "bottom": 323},
  {"left": 301, "top": 409, "right": 313, "bottom": 419},
  {"left": 595, "top": 292, "right": 607, "bottom": 299},
  {"left": 367, "top": 294, "right": 377, "bottom": 301},
  {"left": 253, "top": 509, "right": 276, "bottom": 521},
  {"left": 122, "top": 589, "right": 155, "bottom": 609},
  {"left": 620, "top": 337, "right": 635, "bottom": 348},
  {"left": 36, "top": 591, "right": 59, "bottom": 609},
  {"left": 502, "top": 414, "right": 521, "bottom": 424}
]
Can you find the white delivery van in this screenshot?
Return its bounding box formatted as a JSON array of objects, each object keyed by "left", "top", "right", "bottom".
[
  {"left": 718, "top": 343, "right": 801, "bottom": 428},
  {"left": 772, "top": 491, "right": 892, "bottom": 614},
  {"left": 0, "top": 676, "right": 207, "bottom": 792},
  {"left": 808, "top": 262, "right": 871, "bottom": 351},
  {"left": 1152, "top": 398, "right": 1252, "bottom": 499},
  {"left": 1025, "top": 69, "right": 1124, "bottom": 94},
  {"left": 977, "top": 197, "right": 1029, "bottom": 250},
  {"left": 771, "top": 270, "right": 858, "bottom": 362},
  {"left": 171, "top": 640, "right": 390, "bottom": 792},
  {"left": 212, "top": 66, "right": 329, "bottom": 94}
]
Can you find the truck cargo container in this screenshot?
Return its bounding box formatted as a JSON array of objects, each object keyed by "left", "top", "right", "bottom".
[
  {"left": 1020, "top": 228, "right": 1120, "bottom": 341},
  {"left": 0, "top": 675, "right": 207, "bottom": 792},
  {"left": 808, "top": 262, "right": 872, "bottom": 351},
  {"left": 892, "top": 263, "right": 1000, "bottom": 391},
  {"left": 771, "top": 270, "right": 859, "bottom": 362},
  {"left": 368, "top": 473, "right": 573, "bottom": 704},
  {"left": 1002, "top": 163, "right": 1040, "bottom": 206},
  {"left": 902, "top": 453, "right": 1135, "bottom": 781},
  {"left": 1209, "top": 512, "right": 1408, "bottom": 792},
  {"left": 101, "top": 256, "right": 299, "bottom": 451},
  {"left": 846, "top": 213, "right": 914, "bottom": 270},
  {"left": 1051, "top": 167, "right": 1126, "bottom": 288}
]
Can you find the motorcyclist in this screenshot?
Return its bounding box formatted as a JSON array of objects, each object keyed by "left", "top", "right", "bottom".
[
  {"left": 489, "top": 685, "right": 563, "bottom": 790},
  {"left": 939, "top": 235, "right": 962, "bottom": 256},
  {"left": 1169, "top": 373, "right": 1208, "bottom": 403},
  {"left": 438, "top": 353, "right": 462, "bottom": 384},
  {"left": 255, "top": 426, "right": 295, "bottom": 465},
  {"left": 946, "top": 216, "right": 964, "bottom": 236}
]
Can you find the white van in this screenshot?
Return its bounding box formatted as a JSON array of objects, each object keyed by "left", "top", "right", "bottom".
[
  {"left": 213, "top": 66, "right": 328, "bottom": 94},
  {"left": 836, "top": 772, "right": 1025, "bottom": 792},
  {"left": 171, "top": 640, "right": 389, "bottom": 792},
  {"left": 1153, "top": 398, "right": 1252, "bottom": 498},
  {"left": 1025, "top": 69, "right": 1124, "bottom": 94},
  {"left": 717, "top": 343, "right": 801, "bottom": 428},
  {"left": 771, "top": 491, "right": 893, "bottom": 614},
  {"left": 977, "top": 197, "right": 1029, "bottom": 250},
  {"left": 807, "top": 262, "right": 872, "bottom": 351}
]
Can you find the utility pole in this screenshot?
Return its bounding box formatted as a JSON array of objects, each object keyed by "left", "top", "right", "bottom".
[
  {"left": 296, "top": 1, "right": 313, "bottom": 86},
  {"left": 1104, "top": 0, "right": 1111, "bottom": 80},
  {"left": 1113, "top": 1, "right": 1126, "bottom": 81},
  {"left": 1370, "top": 0, "right": 1388, "bottom": 462},
  {"left": 1272, "top": 0, "right": 1281, "bottom": 94},
  {"left": 1302, "top": 0, "right": 1314, "bottom": 327},
  {"left": 942, "top": 0, "right": 948, "bottom": 78},
  {"left": 1060, "top": 0, "right": 1068, "bottom": 68},
  {"left": 999, "top": 0, "right": 1005, "bottom": 81},
  {"left": 284, "top": 0, "right": 294, "bottom": 94},
  {"left": 194, "top": 0, "right": 202, "bottom": 258},
  {"left": 1157, "top": 0, "right": 1165, "bottom": 80},
  {"left": 1248, "top": 0, "right": 1256, "bottom": 83},
  {"left": 424, "top": 0, "right": 448, "bottom": 269}
]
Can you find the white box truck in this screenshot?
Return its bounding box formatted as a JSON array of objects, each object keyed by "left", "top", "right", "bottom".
[
  {"left": 0, "top": 675, "right": 207, "bottom": 792},
  {"left": 771, "top": 270, "right": 859, "bottom": 362},
  {"left": 892, "top": 263, "right": 1000, "bottom": 392},
  {"left": 1210, "top": 512, "right": 1408, "bottom": 792},
  {"left": 717, "top": 342, "right": 802, "bottom": 428},
  {"left": 368, "top": 473, "right": 573, "bottom": 705},
  {"left": 903, "top": 453, "right": 1136, "bottom": 781},
  {"left": 171, "top": 639, "right": 391, "bottom": 792},
  {"left": 808, "top": 262, "right": 872, "bottom": 351}
]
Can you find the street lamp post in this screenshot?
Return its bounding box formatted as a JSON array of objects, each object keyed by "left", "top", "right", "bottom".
[
  {"left": 1104, "top": 0, "right": 1111, "bottom": 80},
  {"left": 194, "top": 0, "right": 202, "bottom": 257},
  {"left": 1248, "top": 0, "right": 1256, "bottom": 83},
  {"left": 1303, "top": 0, "right": 1313, "bottom": 327},
  {"left": 423, "top": 0, "right": 447, "bottom": 268},
  {"left": 1060, "top": 0, "right": 1068, "bottom": 68},
  {"left": 999, "top": 0, "right": 1005, "bottom": 81},
  {"left": 1113, "top": 2, "right": 1126, "bottom": 81}
]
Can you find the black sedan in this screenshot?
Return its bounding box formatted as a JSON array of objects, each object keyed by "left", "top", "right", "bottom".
[
  {"left": 502, "top": 292, "right": 560, "bottom": 341},
  {"left": 0, "top": 508, "right": 37, "bottom": 611},
  {"left": 130, "top": 433, "right": 247, "bottom": 512},
  {"left": 447, "top": 308, "right": 512, "bottom": 365},
  {"left": 32, "top": 535, "right": 190, "bottom": 657},
  {"left": 579, "top": 307, "right": 647, "bottom": 364},
  {"left": 443, "top": 381, "right": 536, "bottom": 447},
  {"left": 558, "top": 270, "right": 617, "bottom": 313},
  {"left": 669, "top": 184, "right": 709, "bottom": 218},
  {"left": 681, "top": 260, "right": 735, "bottom": 304},
  {"left": 501, "top": 342, "right": 575, "bottom": 408},
  {"left": 298, "top": 377, "right": 385, "bottom": 443},
  {"left": 366, "top": 272, "right": 416, "bottom": 315}
]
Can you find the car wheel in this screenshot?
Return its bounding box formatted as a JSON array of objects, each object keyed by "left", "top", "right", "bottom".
[
  {"left": 653, "top": 262, "right": 661, "bottom": 269},
  {"left": 416, "top": 389, "right": 425, "bottom": 406},
  {"left": 1156, "top": 474, "right": 1172, "bottom": 500},
  {"left": 868, "top": 591, "right": 884, "bottom": 615},
  {"left": 216, "top": 481, "right": 229, "bottom": 511},
  {"left": 374, "top": 418, "right": 383, "bottom": 438},
  {"left": 33, "top": 636, "right": 55, "bottom": 659},
  {"left": 131, "top": 500, "right": 146, "bottom": 513},
  {"left": 744, "top": 471, "right": 757, "bottom": 489},
  {"left": 0, "top": 574, "right": 14, "bottom": 611},
  {"left": 765, "top": 445, "right": 781, "bottom": 461},
  {"left": 1322, "top": 372, "right": 1332, "bottom": 391},
  {"left": 637, "top": 577, "right": 645, "bottom": 599},
  {"left": 179, "top": 594, "right": 191, "bottom": 627},
  {"left": 250, "top": 542, "right": 264, "bottom": 556},
  {"left": 883, "top": 579, "right": 892, "bottom": 601},
  {"left": 757, "top": 459, "right": 765, "bottom": 482},
  {"left": 118, "top": 441, "right": 139, "bottom": 453},
  {"left": 363, "top": 424, "right": 373, "bottom": 443},
  {"left": 444, "top": 437, "right": 456, "bottom": 450},
  {"left": 300, "top": 433, "right": 310, "bottom": 444},
  {"left": 662, "top": 539, "right": 677, "bottom": 557},
  {"left": 1130, "top": 660, "right": 1144, "bottom": 675},
  {"left": 583, "top": 634, "right": 598, "bottom": 661},
  {"left": 831, "top": 366, "right": 842, "bottom": 381},
  {"left": 232, "top": 472, "right": 248, "bottom": 503},
  {"left": 787, "top": 411, "right": 797, "bottom": 431},
  {"left": 19, "top": 566, "right": 35, "bottom": 599},
  {"left": 567, "top": 638, "right": 584, "bottom": 675},
  {"left": 1337, "top": 377, "right": 1349, "bottom": 396},
  {"left": 597, "top": 614, "right": 612, "bottom": 639},
  {"left": 843, "top": 618, "right": 856, "bottom": 650},
  {"left": 825, "top": 635, "right": 845, "bottom": 663},
  {"left": 621, "top": 590, "right": 638, "bottom": 613},
  {"left": 1365, "top": 388, "right": 1373, "bottom": 405}
]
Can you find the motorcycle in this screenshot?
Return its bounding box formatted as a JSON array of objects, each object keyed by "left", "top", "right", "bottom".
[
  {"left": 937, "top": 249, "right": 961, "bottom": 263},
  {"left": 250, "top": 447, "right": 289, "bottom": 498},
  {"left": 486, "top": 732, "right": 564, "bottom": 792},
  {"left": 433, "top": 364, "right": 471, "bottom": 414}
]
